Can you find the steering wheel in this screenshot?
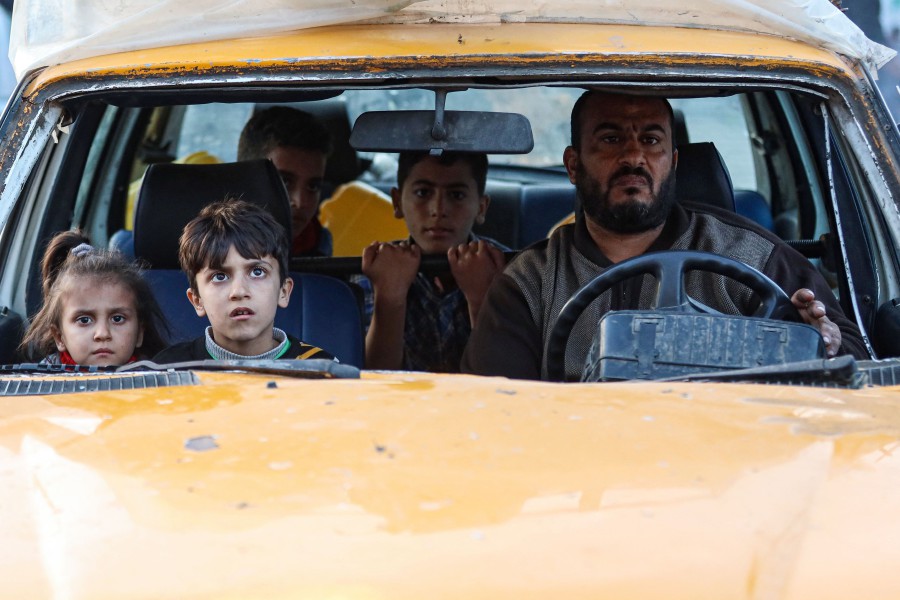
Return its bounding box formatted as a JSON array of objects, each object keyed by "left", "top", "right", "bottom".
[{"left": 545, "top": 250, "right": 795, "bottom": 381}]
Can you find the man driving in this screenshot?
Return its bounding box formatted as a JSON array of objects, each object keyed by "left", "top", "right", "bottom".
[{"left": 462, "top": 90, "right": 866, "bottom": 381}]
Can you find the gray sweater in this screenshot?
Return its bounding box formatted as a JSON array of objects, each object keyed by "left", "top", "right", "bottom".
[{"left": 462, "top": 203, "right": 866, "bottom": 380}]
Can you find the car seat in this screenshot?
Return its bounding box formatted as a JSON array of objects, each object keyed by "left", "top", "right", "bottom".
[
  {"left": 734, "top": 189, "right": 773, "bottom": 231},
  {"left": 673, "top": 141, "right": 735, "bottom": 212},
  {"left": 133, "top": 159, "right": 364, "bottom": 366},
  {"left": 111, "top": 150, "right": 223, "bottom": 260},
  {"left": 473, "top": 181, "right": 523, "bottom": 249},
  {"left": 522, "top": 184, "right": 578, "bottom": 247}
]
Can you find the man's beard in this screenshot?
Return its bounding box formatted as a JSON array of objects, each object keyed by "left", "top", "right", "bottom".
[{"left": 577, "top": 163, "right": 677, "bottom": 234}]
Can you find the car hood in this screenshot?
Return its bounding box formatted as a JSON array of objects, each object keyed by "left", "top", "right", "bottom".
[
  {"left": 11, "top": 0, "right": 894, "bottom": 81},
  {"left": 2, "top": 370, "right": 899, "bottom": 598}
]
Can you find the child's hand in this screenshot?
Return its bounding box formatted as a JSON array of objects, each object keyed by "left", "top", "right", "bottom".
[
  {"left": 362, "top": 240, "right": 421, "bottom": 305},
  {"left": 448, "top": 240, "right": 507, "bottom": 321}
]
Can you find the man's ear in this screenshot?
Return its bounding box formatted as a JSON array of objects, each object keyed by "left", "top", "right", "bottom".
[
  {"left": 278, "top": 277, "right": 294, "bottom": 309},
  {"left": 390, "top": 187, "right": 404, "bottom": 219},
  {"left": 475, "top": 193, "right": 491, "bottom": 225},
  {"left": 672, "top": 147, "right": 679, "bottom": 172},
  {"left": 563, "top": 146, "right": 579, "bottom": 184},
  {"left": 186, "top": 288, "right": 206, "bottom": 317}
]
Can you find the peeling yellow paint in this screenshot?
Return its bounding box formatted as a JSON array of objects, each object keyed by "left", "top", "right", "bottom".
[
  {"left": 1, "top": 370, "right": 899, "bottom": 597},
  {"left": 25, "top": 23, "right": 854, "bottom": 96}
]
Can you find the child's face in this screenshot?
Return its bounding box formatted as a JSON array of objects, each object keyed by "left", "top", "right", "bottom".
[
  {"left": 268, "top": 145, "right": 327, "bottom": 241},
  {"left": 187, "top": 245, "right": 293, "bottom": 356},
  {"left": 53, "top": 279, "right": 144, "bottom": 366},
  {"left": 391, "top": 156, "right": 489, "bottom": 254}
]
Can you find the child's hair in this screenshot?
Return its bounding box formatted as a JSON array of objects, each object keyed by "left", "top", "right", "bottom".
[
  {"left": 179, "top": 198, "right": 290, "bottom": 294},
  {"left": 237, "top": 106, "right": 332, "bottom": 160},
  {"left": 21, "top": 235, "right": 169, "bottom": 360},
  {"left": 40, "top": 229, "right": 91, "bottom": 300},
  {"left": 397, "top": 151, "right": 489, "bottom": 196}
]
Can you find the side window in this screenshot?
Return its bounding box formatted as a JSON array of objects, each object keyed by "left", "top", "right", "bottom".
[
  {"left": 672, "top": 95, "right": 758, "bottom": 191},
  {"left": 175, "top": 103, "right": 253, "bottom": 163},
  {"left": 672, "top": 95, "right": 780, "bottom": 235},
  {"left": 740, "top": 91, "right": 831, "bottom": 242},
  {"left": 80, "top": 106, "right": 151, "bottom": 244},
  {"left": 73, "top": 105, "right": 119, "bottom": 229},
  {"left": 772, "top": 91, "right": 831, "bottom": 239},
  {"left": 676, "top": 91, "right": 832, "bottom": 244},
  {"left": 90, "top": 103, "right": 253, "bottom": 241}
]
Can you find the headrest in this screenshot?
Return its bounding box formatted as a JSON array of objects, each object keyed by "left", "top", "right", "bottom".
[
  {"left": 674, "top": 142, "right": 735, "bottom": 213},
  {"left": 133, "top": 160, "right": 292, "bottom": 269},
  {"left": 672, "top": 109, "right": 689, "bottom": 146},
  {"left": 307, "top": 100, "right": 363, "bottom": 186}
]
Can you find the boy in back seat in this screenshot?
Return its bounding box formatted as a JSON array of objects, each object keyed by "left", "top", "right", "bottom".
[
  {"left": 238, "top": 107, "right": 333, "bottom": 257},
  {"left": 361, "top": 151, "right": 507, "bottom": 372}
]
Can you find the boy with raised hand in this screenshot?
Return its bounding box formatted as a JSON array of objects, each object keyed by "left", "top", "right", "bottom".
[
  {"left": 153, "top": 199, "right": 333, "bottom": 362},
  {"left": 361, "top": 151, "right": 506, "bottom": 372}
]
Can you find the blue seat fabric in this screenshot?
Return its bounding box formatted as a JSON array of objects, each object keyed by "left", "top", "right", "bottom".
[
  {"left": 146, "top": 271, "right": 362, "bottom": 365},
  {"left": 734, "top": 189, "right": 773, "bottom": 231}
]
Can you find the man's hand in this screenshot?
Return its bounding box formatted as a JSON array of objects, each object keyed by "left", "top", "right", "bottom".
[
  {"left": 448, "top": 240, "right": 507, "bottom": 324},
  {"left": 791, "top": 288, "right": 841, "bottom": 357},
  {"left": 361, "top": 241, "right": 421, "bottom": 305}
]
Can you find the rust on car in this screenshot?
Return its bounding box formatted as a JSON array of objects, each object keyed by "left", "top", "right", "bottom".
[{"left": 24, "top": 23, "right": 855, "bottom": 96}]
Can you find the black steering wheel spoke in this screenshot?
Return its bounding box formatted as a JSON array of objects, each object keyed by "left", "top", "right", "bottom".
[{"left": 653, "top": 252, "right": 693, "bottom": 308}]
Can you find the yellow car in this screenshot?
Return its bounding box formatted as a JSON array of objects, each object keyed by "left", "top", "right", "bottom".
[{"left": 3, "top": 1, "right": 900, "bottom": 597}]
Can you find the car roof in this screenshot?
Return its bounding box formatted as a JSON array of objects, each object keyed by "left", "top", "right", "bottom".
[
  {"left": 25, "top": 22, "right": 857, "bottom": 98},
  {"left": 13, "top": 0, "right": 894, "bottom": 84}
]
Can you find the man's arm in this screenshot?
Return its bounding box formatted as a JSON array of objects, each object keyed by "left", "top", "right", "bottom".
[
  {"left": 461, "top": 272, "right": 543, "bottom": 379},
  {"left": 765, "top": 244, "right": 868, "bottom": 359}
]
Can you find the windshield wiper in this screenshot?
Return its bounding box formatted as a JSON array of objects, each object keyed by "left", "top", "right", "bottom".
[
  {"left": 658, "top": 354, "right": 863, "bottom": 388},
  {"left": 119, "top": 358, "right": 360, "bottom": 379}
]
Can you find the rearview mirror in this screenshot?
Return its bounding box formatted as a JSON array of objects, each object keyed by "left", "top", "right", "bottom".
[{"left": 350, "top": 110, "right": 534, "bottom": 154}]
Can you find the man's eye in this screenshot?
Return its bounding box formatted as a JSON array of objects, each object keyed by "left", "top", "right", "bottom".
[
  {"left": 75, "top": 316, "right": 93, "bottom": 325},
  {"left": 450, "top": 191, "right": 467, "bottom": 201},
  {"left": 600, "top": 135, "right": 620, "bottom": 144},
  {"left": 642, "top": 137, "right": 660, "bottom": 145},
  {"left": 413, "top": 188, "right": 432, "bottom": 199},
  {"left": 307, "top": 182, "right": 323, "bottom": 193}
]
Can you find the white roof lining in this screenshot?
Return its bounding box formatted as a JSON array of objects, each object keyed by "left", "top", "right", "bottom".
[{"left": 10, "top": 0, "right": 895, "bottom": 82}]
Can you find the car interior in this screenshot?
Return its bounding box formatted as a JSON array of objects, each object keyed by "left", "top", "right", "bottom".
[{"left": 2, "top": 83, "right": 896, "bottom": 371}]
